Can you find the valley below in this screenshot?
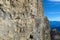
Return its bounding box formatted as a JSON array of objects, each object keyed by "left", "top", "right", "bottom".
[{"left": 50, "top": 21, "right": 60, "bottom": 40}]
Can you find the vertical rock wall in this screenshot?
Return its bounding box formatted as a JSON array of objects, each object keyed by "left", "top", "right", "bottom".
[
  {"left": 0, "top": 0, "right": 51, "bottom": 40},
  {"left": 43, "top": 17, "right": 51, "bottom": 40}
]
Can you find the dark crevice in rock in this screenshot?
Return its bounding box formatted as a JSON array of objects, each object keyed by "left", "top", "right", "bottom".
[
  {"left": 0, "top": 8, "right": 6, "bottom": 13},
  {"left": 9, "top": 14, "right": 12, "bottom": 19},
  {"left": 30, "top": 13, "right": 35, "bottom": 18},
  {"left": 15, "top": 16, "right": 20, "bottom": 19},
  {"left": 7, "top": 0, "right": 10, "bottom": 1},
  {"left": 30, "top": 34, "right": 33, "bottom": 39},
  {"left": 28, "top": 0, "right": 29, "bottom": 2},
  {"left": 0, "top": 4, "right": 3, "bottom": 6},
  {"left": 16, "top": 0, "right": 18, "bottom": 1},
  {"left": 11, "top": 3, "right": 16, "bottom": 7},
  {"left": 31, "top": 10, "right": 33, "bottom": 12},
  {"left": 22, "top": 13, "right": 24, "bottom": 15},
  {"left": 10, "top": 0, "right": 16, "bottom": 7}
]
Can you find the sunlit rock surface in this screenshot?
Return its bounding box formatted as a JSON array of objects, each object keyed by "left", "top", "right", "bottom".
[{"left": 0, "top": 0, "right": 51, "bottom": 40}]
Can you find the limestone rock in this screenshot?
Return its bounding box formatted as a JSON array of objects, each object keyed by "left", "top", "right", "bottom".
[
  {"left": 43, "top": 17, "right": 51, "bottom": 40},
  {"left": 0, "top": 0, "right": 51, "bottom": 40}
]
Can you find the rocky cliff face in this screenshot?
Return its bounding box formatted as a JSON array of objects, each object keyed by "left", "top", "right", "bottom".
[{"left": 0, "top": 0, "right": 51, "bottom": 40}]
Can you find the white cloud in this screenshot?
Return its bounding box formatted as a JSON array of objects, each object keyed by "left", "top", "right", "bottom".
[
  {"left": 49, "top": 0, "right": 60, "bottom": 2},
  {"left": 49, "top": 17, "right": 60, "bottom": 21}
]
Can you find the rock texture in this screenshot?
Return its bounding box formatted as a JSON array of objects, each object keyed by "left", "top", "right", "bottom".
[
  {"left": 51, "top": 29, "right": 60, "bottom": 40},
  {"left": 0, "top": 0, "right": 51, "bottom": 40},
  {"left": 43, "top": 17, "right": 51, "bottom": 40}
]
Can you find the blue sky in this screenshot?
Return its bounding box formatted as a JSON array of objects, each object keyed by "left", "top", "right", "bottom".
[{"left": 43, "top": 0, "right": 60, "bottom": 21}]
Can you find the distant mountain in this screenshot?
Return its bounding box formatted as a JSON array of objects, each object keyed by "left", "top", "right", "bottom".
[{"left": 49, "top": 21, "right": 60, "bottom": 32}]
